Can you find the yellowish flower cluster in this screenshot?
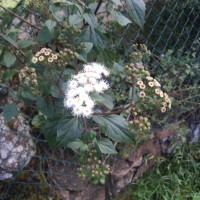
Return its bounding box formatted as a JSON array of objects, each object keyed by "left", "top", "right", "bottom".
[
  {"left": 127, "top": 107, "right": 151, "bottom": 132},
  {"left": 137, "top": 76, "right": 171, "bottom": 112},
  {"left": 31, "top": 48, "right": 58, "bottom": 64},
  {"left": 19, "top": 67, "right": 38, "bottom": 87},
  {"left": 78, "top": 148, "right": 110, "bottom": 184}
]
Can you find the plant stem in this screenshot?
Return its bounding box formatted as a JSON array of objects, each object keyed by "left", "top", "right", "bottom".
[
  {"left": 0, "top": 5, "right": 40, "bottom": 30},
  {"left": 94, "top": 0, "right": 103, "bottom": 15}
]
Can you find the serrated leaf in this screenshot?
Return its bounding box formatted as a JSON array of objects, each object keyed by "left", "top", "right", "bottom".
[
  {"left": 3, "top": 103, "right": 19, "bottom": 123},
  {"left": 3, "top": 52, "right": 16, "bottom": 68},
  {"left": 111, "top": 11, "right": 132, "bottom": 26},
  {"left": 57, "top": 117, "right": 83, "bottom": 144},
  {"left": 125, "top": 0, "right": 146, "bottom": 28},
  {"left": 36, "top": 97, "right": 54, "bottom": 117},
  {"left": 97, "top": 138, "right": 117, "bottom": 154},
  {"left": 18, "top": 40, "right": 32, "bottom": 48},
  {"left": 93, "top": 115, "right": 132, "bottom": 142},
  {"left": 36, "top": 26, "right": 52, "bottom": 43}
]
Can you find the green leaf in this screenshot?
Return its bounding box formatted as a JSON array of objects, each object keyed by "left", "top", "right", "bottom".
[
  {"left": 0, "top": 34, "right": 17, "bottom": 47},
  {"left": 93, "top": 115, "right": 132, "bottom": 142},
  {"left": 97, "top": 138, "right": 117, "bottom": 154},
  {"left": 83, "top": 12, "right": 97, "bottom": 28},
  {"left": 18, "top": 40, "right": 32, "bottom": 48},
  {"left": 112, "top": 62, "right": 124, "bottom": 74},
  {"left": 69, "top": 14, "right": 83, "bottom": 25},
  {"left": 31, "top": 114, "right": 45, "bottom": 128},
  {"left": 81, "top": 42, "right": 93, "bottom": 53},
  {"left": 3, "top": 103, "right": 19, "bottom": 123},
  {"left": 44, "top": 119, "right": 62, "bottom": 148},
  {"left": 111, "top": 0, "right": 122, "bottom": 5},
  {"left": 3, "top": 52, "right": 16, "bottom": 68},
  {"left": 82, "top": 27, "right": 107, "bottom": 49},
  {"left": 57, "top": 117, "right": 83, "bottom": 144},
  {"left": 111, "top": 11, "right": 132, "bottom": 26},
  {"left": 45, "top": 20, "right": 57, "bottom": 33},
  {"left": 36, "top": 26, "right": 52, "bottom": 43},
  {"left": 36, "top": 97, "right": 54, "bottom": 118},
  {"left": 92, "top": 93, "right": 114, "bottom": 110},
  {"left": 50, "top": 83, "right": 64, "bottom": 98},
  {"left": 125, "top": 0, "right": 146, "bottom": 28},
  {"left": 67, "top": 139, "right": 84, "bottom": 149}
]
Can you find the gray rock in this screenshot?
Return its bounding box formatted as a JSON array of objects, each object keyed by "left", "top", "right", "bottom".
[{"left": 0, "top": 114, "right": 36, "bottom": 180}]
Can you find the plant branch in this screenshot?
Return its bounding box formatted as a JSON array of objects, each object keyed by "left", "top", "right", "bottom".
[
  {"left": 94, "top": 0, "right": 103, "bottom": 15},
  {"left": 94, "top": 103, "right": 132, "bottom": 116},
  {"left": 0, "top": 5, "right": 40, "bottom": 30},
  {"left": 0, "top": 33, "right": 27, "bottom": 58}
]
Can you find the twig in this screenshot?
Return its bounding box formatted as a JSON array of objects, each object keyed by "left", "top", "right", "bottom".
[
  {"left": 94, "top": 0, "right": 103, "bottom": 15},
  {"left": 94, "top": 103, "right": 132, "bottom": 116},
  {"left": 0, "top": 5, "right": 40, "bottom": 30},
  {"left": 0, "top": 33, "right": 27, "bottom": 58}
]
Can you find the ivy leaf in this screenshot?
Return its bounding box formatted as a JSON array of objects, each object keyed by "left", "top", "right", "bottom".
[
  {"left": 111, "top": 11, "right": 132, "bottom": 26},
  {"left": 3, "top": 52, "right": 16, "bottom": 68},
  {"left": 97, "top": 138, "right": 117, "bottom": 154},
  {"left": 3, "top": 103, "right": 19, "bottom": 123},
  {"left": 125, "top": 0, "right": 146, "bottom": 28},
  {"left": 93, "top": 115, "right": 132, "bottom": 142},
  {"left": 57, "top": 117, "right": 84, "bottom": 145}
]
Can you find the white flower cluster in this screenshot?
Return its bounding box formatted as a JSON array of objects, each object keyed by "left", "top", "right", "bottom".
[{"left": 64, "top": 63, "right": 110, "bottom": 117}]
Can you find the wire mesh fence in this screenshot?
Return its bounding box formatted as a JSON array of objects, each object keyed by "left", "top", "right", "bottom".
[{"left": 0, "top": 0, "right": 200, "bottom": 199}]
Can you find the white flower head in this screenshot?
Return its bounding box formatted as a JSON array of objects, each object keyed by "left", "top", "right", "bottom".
[
  {"left": 99, "top": 80, "right": 109, "bottom": 91},
  {"left": 84, "top": 84, "right": 94, "bottom": 93},
  {"left": 88, "top": 77, "right": 97, "bottom": 85},
  {"left": 68, "top": 80, "right": 78, "bottom": 89},
  {"left": 32, "top": 57, "right": 38, "bottom": 63},
  {"left": 74, "top": 96, "right": 84, "bottom": 106},
  {"left": 78, "top": 75, "right": 88, "bottom": 85},
  {"left": 64, "top": 97, "right": 75, "bottom": 108},
  {"left": 66, "top": 89, "right": 77, "bottom": 98},
  {"left": 94, "top": 83, "right": 104, "bottom": 93},
  {"left": 85, "top": 98, "right": 95, "bottom": 108},
  {"left": 72, "top": 106, "right": 84, "bottom": 116},
  {"left": 82, "top": 106, "right": 93, "bottom": 117},
  {"left": 64, "top": 62, "right": 110, "bottom": 118},
  {"left": 76, "top": 87, "right": 86, "bottom": 95},
  {"left": 83, "top": 64, "right": 95, "bottom": 72},
  {"left": 91, "top": 63, "right": 110, "bottom": 77}
]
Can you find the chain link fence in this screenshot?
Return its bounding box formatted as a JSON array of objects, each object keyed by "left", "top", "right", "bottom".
[{"left": 0, "top": 0, "right": 200, "bottom": 199}]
